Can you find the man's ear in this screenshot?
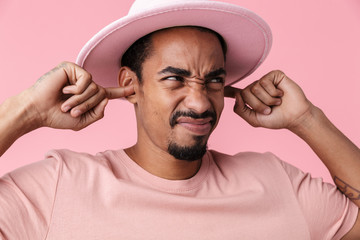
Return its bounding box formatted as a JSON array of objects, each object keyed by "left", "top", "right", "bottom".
[{"left": 118, "top": 66, "right": 138, "bottom": 104}]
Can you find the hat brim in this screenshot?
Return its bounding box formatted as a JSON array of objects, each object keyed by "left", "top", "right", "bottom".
[{"left": 76, "top": 1, "right": 272, "bottom": 87}]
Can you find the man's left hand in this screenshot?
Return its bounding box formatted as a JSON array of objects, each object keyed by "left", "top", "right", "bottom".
[{"left": 225, "top": 70, "right": 314, "bottom": 130}]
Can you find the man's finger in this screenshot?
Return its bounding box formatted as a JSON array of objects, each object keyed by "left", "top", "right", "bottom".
[
  {"left": 250, "top": 82, "right": 282, "bottom": 107},
  {"left": 105, "top": 85, "right": 135, "bottom": 100},
  {"left": 233, "top": 91, "right": 260, "bottom": 127},
  {"left": 73, "top": 98, "right": 109, "bottom": 130},
  {"left": 62, "top": 63, "right": 93, "bottom": 95},
  {"left": 259, "top": 78, "right": 283, "bottom": 97},
  {"left": 224, "top": 86, "right": 238, "bottom": 98}
]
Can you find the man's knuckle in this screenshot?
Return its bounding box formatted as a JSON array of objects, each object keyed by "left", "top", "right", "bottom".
[
  {"left": 84, "top": 103, "right": 91, "bottom": 111},
  {"left": 87, "top": 72, "right": 93, "bottom": 80},
  {"left": 250, "top": 84, "right": 261, "bottom": 95},
  {"left": 98, "top": 88, "right": 106, "bottom": 96},
  {"left": 88, "top": 83, "right": 98, "bottom": 93},
  {"left": 58, "top": 61, "right": 69, "bottom": 67},
  {"left": 272, "top": 69, "right": 285, "bottom": 76},
  {"left": 259, "top": 78, "right": 270, "bottom": 86},
  {"left": 81, "top": 71, "right": 92, "bottom": 81}
]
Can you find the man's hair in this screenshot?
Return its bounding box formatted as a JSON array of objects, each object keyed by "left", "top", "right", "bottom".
[{"left": 120, "top": 26, "right": 227, "bottom": 82}]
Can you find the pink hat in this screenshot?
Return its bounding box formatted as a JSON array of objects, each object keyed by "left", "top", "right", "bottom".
[{"left": 76, "top": 0, "right": 272, "bottom": 87}]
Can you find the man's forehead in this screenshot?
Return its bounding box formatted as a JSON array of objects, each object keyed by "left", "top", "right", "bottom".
[
  {"left": 148, "top": 27, "right": 226, "bottom": 66},
  {"left": 151, "top": 26, "right": 227, "bottom": 67}
]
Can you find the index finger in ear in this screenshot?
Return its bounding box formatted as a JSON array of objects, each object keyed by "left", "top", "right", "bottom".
[
  {"left": 105, "top": 85, "right": 135, "bottom": 100},
  {"left": 224, "top": 86, "right": 239, "bottom": 98}
]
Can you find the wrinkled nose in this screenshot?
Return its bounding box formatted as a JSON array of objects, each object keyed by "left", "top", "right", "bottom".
[{"left": 183, "top": 80, "right": 212, "bottom": 114}]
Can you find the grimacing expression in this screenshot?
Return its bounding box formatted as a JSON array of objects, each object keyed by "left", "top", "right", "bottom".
[{"left": 129, "top": 27, "right": 226, "bottom": 161}]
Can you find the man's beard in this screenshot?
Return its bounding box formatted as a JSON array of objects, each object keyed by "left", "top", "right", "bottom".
[
  {"left": 167, "top": 110, "right": 216, "bottom": 161},
  {"left": 168, "top": 136, "right": 207, "bottom": 161}
]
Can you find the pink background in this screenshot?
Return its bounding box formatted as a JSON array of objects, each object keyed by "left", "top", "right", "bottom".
[{"left": 1, "top": 0, "right": 359, "bottom": 182}]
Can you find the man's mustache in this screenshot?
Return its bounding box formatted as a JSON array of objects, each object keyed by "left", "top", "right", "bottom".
[{"left": 170, "top": 110, "right": 217, "bottom": 128}]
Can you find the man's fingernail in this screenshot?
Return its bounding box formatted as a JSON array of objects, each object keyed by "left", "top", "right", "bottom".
[
  {"left": 63, "top": 88, "right": 71, "bottom": 94},
  {"left": 62, "top": 105, "right": 71, "bottom": 112},
  {"left": 73, "top": 110, "right": 82, "bottom": 117},
  {"left": 263, "top": 108, "right": 271, "bottom": 115}
]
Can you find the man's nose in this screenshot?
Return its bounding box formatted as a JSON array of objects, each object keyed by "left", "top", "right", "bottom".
[{"left": 183, "top": 80, "right": 212, "bottom": 114}]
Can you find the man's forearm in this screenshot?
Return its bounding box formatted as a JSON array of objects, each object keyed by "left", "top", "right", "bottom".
[
  {"left": 291, "top": 106, "right": 360, "bottom": 207},
  {"left": 0, "top": 91, "right": 40, "bottom": 157}
]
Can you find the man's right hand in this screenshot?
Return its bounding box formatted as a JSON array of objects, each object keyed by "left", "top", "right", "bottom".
[
  {"left": 25, "top": 61, "right": 134, "bottom": 131},
  {"left": 0, "top": 61, "right": 134, "bottom": 157}
]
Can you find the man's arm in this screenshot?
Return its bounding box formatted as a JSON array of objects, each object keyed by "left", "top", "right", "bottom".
[
  {"left": 225, "top": 70, "right": 360, "bottom": 239},
  {"left": 0, "top": 90, "right": 40, "bottom": 156},
  {"left": 0, "top": 62, "right": 134, "bottom": 157}
]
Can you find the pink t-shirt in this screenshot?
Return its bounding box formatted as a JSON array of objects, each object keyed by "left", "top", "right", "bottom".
[{"left": 0, "top": 149, "right": 357, "bottom": 239}]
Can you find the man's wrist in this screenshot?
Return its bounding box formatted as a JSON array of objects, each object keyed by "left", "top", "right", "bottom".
[
  {"left": 2, "top": 90, "right": 43, "bottom": 137},
  {"left": 287, "top": 104, "right": 326, "bottom": 138}
]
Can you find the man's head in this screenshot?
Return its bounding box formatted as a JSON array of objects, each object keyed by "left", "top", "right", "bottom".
[
  {"left": 76, "top": 0, "right": 272, "bottom": 163},
  {"left": 118, "top": 27, "right": 226, "bottom": 161}
]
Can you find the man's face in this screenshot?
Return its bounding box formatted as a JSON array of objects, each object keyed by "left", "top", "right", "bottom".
[{"left": 134, "top": 27, "right": 226, "bottom": 161}]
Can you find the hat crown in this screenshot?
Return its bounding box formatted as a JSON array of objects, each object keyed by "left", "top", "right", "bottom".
[
  {"left": 129, "top": 0, "right": 209, "bottom": 14},
  {"left": 77, "top": 0, "right": 272, "bottom": 88}
]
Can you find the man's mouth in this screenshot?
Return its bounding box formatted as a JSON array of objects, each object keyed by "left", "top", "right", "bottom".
[{"left": 175, "top": 117, "right": 213, "bottom": 135}]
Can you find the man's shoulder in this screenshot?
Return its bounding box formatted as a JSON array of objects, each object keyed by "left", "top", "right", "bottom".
[
  {"left": 206, "top": 149, "right": 292, "bottom": 179},
  {"left": 44, "top": 148, "right": 120, "bottom": 170},
  {"left": 208, "top": 149, "right": 282, "bottom": 166},
  {"left": 4, "top": 149, "right": 119, "bottom": 180}
]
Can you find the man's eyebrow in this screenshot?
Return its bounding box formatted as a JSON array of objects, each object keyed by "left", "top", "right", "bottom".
[
  {"left": 158, "top": 66, "right": 191, "bottom": 77},
  {"left": 205, "top": 68, "right": 227, "bottom": 79},
  {"left": 158, "top": 66, "right": 227, "bottom": 79}
]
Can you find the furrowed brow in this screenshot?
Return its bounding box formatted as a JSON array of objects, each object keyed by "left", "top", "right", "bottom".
[
  {"left": 158, "top": 66, "right": 191, "bottom": 77},
  {"left": 205, "top": 68, "right": 227, "bottom": 79}
]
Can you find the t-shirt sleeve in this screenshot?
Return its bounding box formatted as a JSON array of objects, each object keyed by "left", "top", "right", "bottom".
[
  {"left": 0, "top": 156, "right": 61, "bottom": 239},
  {"left": 278, "top": 157, "right": 358, "bottom": 240}
]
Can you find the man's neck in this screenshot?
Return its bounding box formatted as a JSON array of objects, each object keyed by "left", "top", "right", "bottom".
[{"left": 124, "top": 144, "right": 202, "bottom": 180}]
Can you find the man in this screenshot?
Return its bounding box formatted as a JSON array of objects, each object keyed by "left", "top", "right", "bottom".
[{"left": 1, "top": 0, "right": 360, "bottom": 239}]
